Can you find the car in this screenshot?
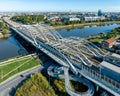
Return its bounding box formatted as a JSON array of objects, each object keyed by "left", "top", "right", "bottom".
[{"left": 20, "top": 75, "right": 24, "bottom": 77}]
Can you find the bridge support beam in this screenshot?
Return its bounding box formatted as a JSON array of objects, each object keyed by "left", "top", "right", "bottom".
[{"left": 96, "top": 85, "right": 99, "bottom": 91}]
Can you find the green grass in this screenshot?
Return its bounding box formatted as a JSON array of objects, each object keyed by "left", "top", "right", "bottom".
[
  {"left": 0, "top": 55, "right": 40, "bottom": 83},
  {"left": 0, "top": 58, "right": 30, "bottom": 75},
  {"left": 14, "top": 73, "right": 56, "bottom": 96},
  {"left": 89, "top": 38, "right": 103, "bottom": 43},
  {"left": 0, "top": 55, "right": 31, "bottom": 65}
]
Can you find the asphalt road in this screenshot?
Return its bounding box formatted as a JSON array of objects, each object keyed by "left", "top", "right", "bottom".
[{"left": 0, "top": 61, "right": 52, "bottom": 96}]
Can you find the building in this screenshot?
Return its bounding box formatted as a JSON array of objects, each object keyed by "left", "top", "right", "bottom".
[
  {"left": 102, "top": 38, "right": 116, "bottom": 48},
  {"left": 61, "top": 16, "right": 69, "bottom": 21},
  {"left": 98, "top": 9, "right": 102, "bottom": 16},
  {"left": 0, "top": 15, "right": 1, "bottom": 20},
  {"left": 100, "top": 60, "right": 120, "bottom": 82},
  {"left": 101, "top": 53, "right": 120, "bottom": 82},
  {"left": 69, "top": 17, "right": 80, "bottom": 21},
  {"left": 104, "top": 53, "right": 120, "bottom": 67},
  {"left": 48, "top": 16, "right": 61, "bottom": 21},
  {"left": 117, "top": 38, "right": 120, "bottom": 42},
  {"left": 84, "top": 16, "right": 105, "bottom": 21}
]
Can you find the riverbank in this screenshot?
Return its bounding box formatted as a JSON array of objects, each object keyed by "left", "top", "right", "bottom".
[
  {"left": 0, "top": 53, "right": 40, "bottom": 83},
  {"left": 0, "top": 21, "right": 10, "bottom": 38},
  {"left": 88, "top": 26, "right": 120, "bottom": 43},
  {"left": 0, "top": 33, "right": 11, "bottom": 38},
  {"left": 53, "top": 21, "right": 120, "bottom": 30}
]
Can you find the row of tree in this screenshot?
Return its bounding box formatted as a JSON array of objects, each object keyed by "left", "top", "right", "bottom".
[
  {"left": 11, "top": 15, "right": 44, "bottom": 24},
  {"left": 44, "top": 19, "right": 112, "bottom": 27}
]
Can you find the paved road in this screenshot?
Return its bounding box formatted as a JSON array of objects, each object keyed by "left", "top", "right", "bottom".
[{"left": 0, "top": 61, "right": 52, "bottom": 96}]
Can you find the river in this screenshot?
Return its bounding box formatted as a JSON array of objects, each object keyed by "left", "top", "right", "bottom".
[
  {"left": 57, "top": 24, "right": 120, "bottom": 38},
  {"left": 0, "top": 24, "right": 120, "bottom": 60},
  {"left": 0, "top": 35, "right": 28, "bottom": 60}
]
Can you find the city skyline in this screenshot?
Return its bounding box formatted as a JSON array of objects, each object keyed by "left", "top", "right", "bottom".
[{"left": 0, "top": 0, "right": 120, "bottom": 12}]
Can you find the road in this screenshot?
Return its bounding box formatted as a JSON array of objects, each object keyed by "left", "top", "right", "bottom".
[{"left": 0, "top": 61, "right": 52, "bottom": 96}]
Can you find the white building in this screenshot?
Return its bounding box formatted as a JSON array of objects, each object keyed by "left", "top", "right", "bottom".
[
  {"left": 69, "top": 17, "right": 80, "bottom": 21},
  {"left": 84, "top": 16, "right": 105, "bottom": 21},
  {"left": 0, "top": 15, "right": 2, "bottom": 20},
  {"left": 48, "top": 16, "right": 61, "bottom": 21}
]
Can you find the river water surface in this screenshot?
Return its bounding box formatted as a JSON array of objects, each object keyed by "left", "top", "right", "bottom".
[
  {"left": 0, "top": 36, "right": 27, "bottom": 60},
  {"left": 57, "top": 24, "right": 120, "bottom": 38}
]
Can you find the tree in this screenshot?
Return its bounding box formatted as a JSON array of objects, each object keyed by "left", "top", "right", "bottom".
[
  {"left": 0, "top": 22, "right": 3, "bottom": 28},
  {"left": 11, "top": 15, "right": 44, "bottom": 25},
  {"left": 2, "top": 29, "right": 9, "bottom": 35},
  {"left": 106, "top": 33, "right": 117, "bottom": 39}
]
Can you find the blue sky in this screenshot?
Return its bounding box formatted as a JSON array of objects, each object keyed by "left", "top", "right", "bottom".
[{"left": 0, "top": 0, "right": 120, "bottom": 12}]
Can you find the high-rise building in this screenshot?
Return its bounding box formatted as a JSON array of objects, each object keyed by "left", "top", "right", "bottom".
[{"left": 98, "top": 9, "right": 102, "bottom": 16}]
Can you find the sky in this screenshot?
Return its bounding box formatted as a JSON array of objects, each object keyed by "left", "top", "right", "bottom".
[{"left": 0, "top": 0, "right": 120, "bottom": 12}]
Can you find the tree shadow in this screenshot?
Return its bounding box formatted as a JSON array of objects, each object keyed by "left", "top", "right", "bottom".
[{"left": 9, "top": 78, "right": 28, "bottom": 96}]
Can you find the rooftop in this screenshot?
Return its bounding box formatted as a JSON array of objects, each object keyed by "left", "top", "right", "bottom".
[
  {"left": 112, "top": 53, "right": 120, "bottom": 59},
  {"left": 105, "top": 38, "right": 116, "bottom": 44},
  {"left": 100, "top": 61, "right": 120, "bottom": 74}
]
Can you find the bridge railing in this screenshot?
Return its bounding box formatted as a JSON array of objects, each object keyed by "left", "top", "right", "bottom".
[
  {"left": 64, "top": 67, "right": 93, "bottom": 96},
  {"left": 82, "top": 65, "right": 120, "bottom": 90}
]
